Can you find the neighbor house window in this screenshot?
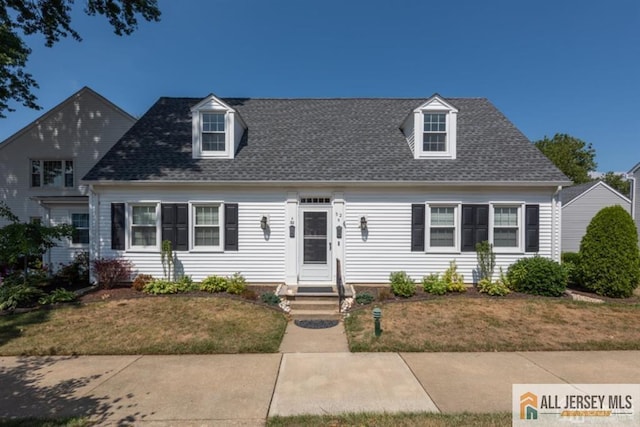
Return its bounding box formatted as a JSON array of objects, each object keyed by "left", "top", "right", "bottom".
[
  {"left": 423, "top": 113, "right": 447, "bottom": 152},
  {"left": 429, "top": 206, "right": 456, "bottom": 248},
  {"left": 493, "top": 206, "right": 519, "bottom": 248},
  {"left": 201, "top": 113, "right": 226, "bottom": 152},
  {"left": 31, "top": 160, "right": 73, "bottom": 188},
  {"left": 71, "top": 213, "right": 89, "bottom": 245},
  {"left": 193, "top": 205, "right": 221, "bottom": 248},
  {"left": 130, "top": 205, "right": 157, "bottom": 247}
]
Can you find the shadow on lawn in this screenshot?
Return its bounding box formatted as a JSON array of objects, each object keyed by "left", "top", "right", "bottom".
[{"left": 0, "top": 356, "right": 151, "bottom": 425}]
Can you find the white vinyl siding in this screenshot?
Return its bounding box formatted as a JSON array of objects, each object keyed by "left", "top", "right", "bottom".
[{"left": 94, "top": 187, "right": 286, "bottom": 283}]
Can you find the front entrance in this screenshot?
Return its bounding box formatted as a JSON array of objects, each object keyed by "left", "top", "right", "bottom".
[{"left": 298, "top": 206, "right": 332, "bottom": 282}]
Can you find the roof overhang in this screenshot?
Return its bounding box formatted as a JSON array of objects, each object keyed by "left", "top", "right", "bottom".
[
  {"left": 84, "top": 179, "right": 571, "bottom": 189},
  {"left": 628, "top": 162, "right": 640, "bottom": 175},
  {"left": 30, "top": 196, "right": 89, "bottom": 205}
]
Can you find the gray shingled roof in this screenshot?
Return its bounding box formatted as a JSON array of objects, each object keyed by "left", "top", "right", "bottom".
[{"left": 83, "top": 97, "right": 569, "bottom": 183}]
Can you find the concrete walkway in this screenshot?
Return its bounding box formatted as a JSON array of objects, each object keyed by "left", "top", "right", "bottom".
[{"left": 1, "top": 351, "right": 639, "bottom": 425}]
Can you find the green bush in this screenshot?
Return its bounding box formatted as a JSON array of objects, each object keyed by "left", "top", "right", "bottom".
[
  {"left": 561, "top": 252, "right": 581, "bottom": 287},
  {"left": 38, "top": 288, "right": 77, "bottom": 305},
  {"left": 0, "top": 282, "right": 43, "bottom": 311},
  {"left": 477, "top": 268, "right": 510, "bottom": 296},
  {"left": 389, "top": 271, "right": 416, "bottom": 297},
  {"left": 476, "top": 241, "right": 495, "bottom": 281},
  {"left": 48, "top": 252, "right": 90, "bottom": 289},
  {"left": 443, "top": 261, "right": 466, "bottom": 292},
  {"left": 422, "top": 273, "right": 447, "bottom": 295},
  {"left": 199, "top": 275, "right": 228, "bottom": 293},
  {"left": 579, "top": 205, "right": 640, "bottom": 297},
  {"left": 507, "top": 256, "right": 567, "bottom": 297},
  {"left": 226, "top": 272, "right": 247, "bottom": 295},
  {"left": 260, "top": 292, "right": 281, "bottom": 306},
  {"left": 92, "top": 257, "right": 133, "bottom": 289},
  {"left": 355, "top": 292, "right": 375, "bottom": 305}
]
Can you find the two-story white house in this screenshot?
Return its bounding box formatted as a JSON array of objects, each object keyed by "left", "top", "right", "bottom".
[{"left": 0, "top": 87, "right": 136, "bottom": 269}]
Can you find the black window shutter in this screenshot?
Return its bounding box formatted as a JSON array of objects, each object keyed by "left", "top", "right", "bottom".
[
  {"left": 462, "top": 205, "right": 489, "bottom": 251},
  {"left": 161, "top": 204, "right": 189, "bottom": 251},
  {"left": 111, "top": 203, "right": 125, "bottom": 250},
  {"left": 525, "top": 205, "right": 540, "bottom": 252},
  {"left": 411, "top": 204, "right": 425, "bottom": 252},
  {"left": 225, "top": 203, "right": 238, "bottom": 251}
]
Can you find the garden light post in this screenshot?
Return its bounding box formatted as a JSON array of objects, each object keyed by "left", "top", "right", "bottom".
[{"left": 373, "top": 307, "right": 382, "bottom": 337}]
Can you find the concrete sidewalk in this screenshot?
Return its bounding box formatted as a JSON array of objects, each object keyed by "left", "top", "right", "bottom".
[{"left": 1, "top": 351, "right": 639, "bottom": 425}]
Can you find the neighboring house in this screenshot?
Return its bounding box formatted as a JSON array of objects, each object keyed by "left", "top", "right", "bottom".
[
  {"left": 83, "top": 94, "right": 570, "bottom": 285},
  {"left": 559, "top": 180, "right": 632, "bottom": 253},
  {"left": 0, "top": 87, "right": 136, "bottom": 269},
  {"left": 629, "top": 162, "right": 640, "bottom": 244}
]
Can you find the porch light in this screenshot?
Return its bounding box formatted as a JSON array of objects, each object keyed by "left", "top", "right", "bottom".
[
  {"left": 260, "top": 215, "right": 268, "bottom": 230},
  {"left": 360, "top": 216, "right": 368, "bottom": 230}
]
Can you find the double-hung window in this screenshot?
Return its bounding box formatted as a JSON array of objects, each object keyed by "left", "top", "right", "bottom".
[
  {"left": 31, "top": 160, "right": 74, "bottom": 188},
  {"left": 201, "top": 113, "right": 226, "bottom": 152},
  {"left": 423, "top": 113, "right": 447, "bottom": 152},
  {"left": 429, "top": 206, "right": 456, "bottom": 248},
  {"left": 131, "top": 205, "right": 157, "bottom": 247},
  {"left": 71, "top": 213, "right": 90, "bottom": 245},
  {"left": 193, "top": 205, "right": 221, "bottom": 249},
  {"left": 493, "top": 206, "right": 520, "bottom": 248}
]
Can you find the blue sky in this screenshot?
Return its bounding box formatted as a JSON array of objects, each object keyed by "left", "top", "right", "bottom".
[{"left": 1, "top": 0, "right": 638, "bottom": 173}]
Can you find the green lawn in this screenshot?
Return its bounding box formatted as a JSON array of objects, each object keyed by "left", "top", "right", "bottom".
[
  {"left": 268, "top": 412, "right": 511, "bottom": 427},
  {"left": 0, "top": 297, "right": 287, "bottom": 355}
]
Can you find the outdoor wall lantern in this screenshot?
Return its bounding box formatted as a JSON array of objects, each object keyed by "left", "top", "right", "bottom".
[
  {"left": 360, "top": 216, "right": 368, "bottom": 230},
  {"left": 260, "top": 215, "right": 269, "bottom": 230}
]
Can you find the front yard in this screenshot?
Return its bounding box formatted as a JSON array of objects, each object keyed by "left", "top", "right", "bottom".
[
  {"left": 345, "top": 298, "right": 640, "bottom": 352},
  {"left": 0, "top": 297, "right": 287, "bottom": 355}
]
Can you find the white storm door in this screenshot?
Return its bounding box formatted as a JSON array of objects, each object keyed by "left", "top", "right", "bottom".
[{"left": 299, "top": 207, "right": 332, "bottom": 282}]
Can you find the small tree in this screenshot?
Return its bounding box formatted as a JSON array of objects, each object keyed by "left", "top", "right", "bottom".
[
  {"left": 476, "top": 241, "right": 495, "bottom": 281},
  {"left": 0, "top": 202, "right": 72, "bottom": 282},
  {"left": 161, "top": 240, "right": 174, "bottom": 281},
  {"left": 579, "top": 206, "right": 640, "bottom": 298}
]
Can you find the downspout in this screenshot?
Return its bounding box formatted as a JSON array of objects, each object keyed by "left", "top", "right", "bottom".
[
  {"left": 36, "top": 200, "right": 53, "bottom": 270},
  {"left": 628, "top": 175, "right": 636, "bottom": 221},
  {"left": 88, "top": 185, "right": 100, "bottom": 284},
  {"left": 553, "top": 186, "right": 562, "bottom": 262}
]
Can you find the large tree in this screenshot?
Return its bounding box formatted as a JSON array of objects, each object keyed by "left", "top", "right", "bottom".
[
  {"left": 534, "top": 133, "right": 597, "bottom": 184},
  {"left": 0, "top": 0, "right": 161, "bottom": 118},
  {"left": 601, "top": 171, "right": 631, "bottom": 198}
]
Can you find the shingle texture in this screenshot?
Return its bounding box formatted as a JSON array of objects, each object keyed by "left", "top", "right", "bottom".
[
  {"left": 559, "top": 181, "right": 599, "bottom": 204},
  {"left": 83, "top": 97, "right": 569, "bottom": 183}
]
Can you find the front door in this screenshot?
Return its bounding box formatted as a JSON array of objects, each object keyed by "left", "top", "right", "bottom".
[{"left": 299, "top": 207, "right": 332, "bottom": 282}]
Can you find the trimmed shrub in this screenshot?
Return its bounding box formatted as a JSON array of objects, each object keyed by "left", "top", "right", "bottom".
[
  {"left": 261, "top": 292, "right": 281, "bottom": 306},
  {"left": 355, "top": 292, "right": 375, "bottom": 305},
  {"left": 389, "top": 271, "right": 416, "bottom": 297},
  {"left": 507, "top": 256, "right": 567, "bottom": 297},
  {"left": 92, "top": 257, "right": 133, "bottom": 289},
  {"left": 422, "top": 273, "right": 447, "bottom": 295},
  {"left": 200, "top": 275, "right": 228, "bottom": 293},
  {"left": 226, "top": 272, "right": 247, "bottom": 295},
  {"left": 477, "top": 268, "right": 510, "bottom": 296},
  {"left": 132, "top": 274, "right": 154, "bottom": 291},
  {"left": 579, "top": 205, "right": 640, "bottom": 298}
]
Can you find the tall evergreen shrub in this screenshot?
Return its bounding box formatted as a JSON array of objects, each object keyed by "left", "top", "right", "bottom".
[{"left": 579, "top": 205, "right": 640, "bottom": 298}]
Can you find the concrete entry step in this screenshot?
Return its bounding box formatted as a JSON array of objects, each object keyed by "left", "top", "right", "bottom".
[
  {"left": 290, "top": 309, "right": 341, "bottom": 321},
  {"left": 289, "top": 300, "right": 338, "bottom": 311}
]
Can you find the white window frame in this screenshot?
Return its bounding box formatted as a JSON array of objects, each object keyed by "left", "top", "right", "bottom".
[
  {"left": 422, "top": 112, "right": 448, "bottom": 153},
  {"left": 201, "top": 112, "right": 226, "bottom": 153},
  {"left": 192, "top": 109, "right": 232, "bottom": 159},
  {"left": 412, "top": 95, "right": 458, "bottom": 159},
  {"left": 127, "top": 203, "right": 160, "bottom": 251},
  {"left": 490, "top": 203, "right": 525, "bottom": 253},
  {"left": 31, "top": 159, "right": 74, "bottom": 188},
  {"left": 426, "top": 203, "right": 460, "bottom": 253},
  {"left": 190, "top": 202, "right": 224, "bottom": 252},
  {"left": 70, "top": 211, "right": 90, "bottom": 247}
]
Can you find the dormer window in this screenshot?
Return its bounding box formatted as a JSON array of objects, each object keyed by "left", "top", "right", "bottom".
[
  {"left": 191, "top": 94, "right": 247, "bottom": 160},
  {"left": 423, "top": 113, "right": 447, "bottom": 152},
  {"left": 402, "top": 94, "right": 458, "bottom": 160},
  {"left": 202, "top": 113, "right": 226, "bottom": 152}
]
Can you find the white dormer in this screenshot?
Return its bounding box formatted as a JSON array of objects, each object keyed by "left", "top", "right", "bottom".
[
  {"left": 402, "top": 94, "right": 458, "bottom": 160},
  {"left": 191, "top": 94, "right": 246, "bottom": 159}
]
